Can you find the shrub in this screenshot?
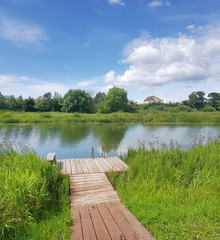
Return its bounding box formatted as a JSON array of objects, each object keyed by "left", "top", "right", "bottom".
[{"left": 201, "top": 106, "right": 217, "bottom": 112}]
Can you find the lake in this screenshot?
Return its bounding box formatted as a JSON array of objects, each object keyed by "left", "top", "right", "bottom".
[{"left": 0, "top": 123, "right": 219, "bottom": 159}]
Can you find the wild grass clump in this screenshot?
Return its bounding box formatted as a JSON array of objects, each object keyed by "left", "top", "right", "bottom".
[
  {"left": 0, "top": 143, "right": 71, "bottom": 240},
  {"left": 108, "top": 140, "right": 220, "bottom": 240},
  {"left": 0, "top": 110, "right": 219, "bottom": 123}
]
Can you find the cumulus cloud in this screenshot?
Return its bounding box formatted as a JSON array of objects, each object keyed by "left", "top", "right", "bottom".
[
  {"left": 104, "top": 24, "right": 220, "bottom": 87},
  {"left": 78, "top": 80, "right": 95, "bottom": 87},
  {"left": 108, "top": 0, "right": 125, "bottom": 6},
  {"left": 0, "top": 15, "right": 48, "bottom": 46},
  {"left": 0, "top": 75, "right": 69, "bottom": 98},
  {"left": 148, "top": 1, "right": 171, "bottom": 8}
]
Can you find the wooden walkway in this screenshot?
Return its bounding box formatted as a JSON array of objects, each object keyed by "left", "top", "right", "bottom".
[
  {"left": 57, "top": 157, "right": 128, "bottom": 175},
  {"left": 57, "top": 157, "right": 154, "bottom": 240}
]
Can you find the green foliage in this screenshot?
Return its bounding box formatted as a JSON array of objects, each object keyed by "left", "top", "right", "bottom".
[
  {"left": 105, "top": 86, "right": 128, "bottom": 112},
  {"left": 108, "top": 140, "right": 220, "bottom": 240},
  {"left": 201, "top": 106, "right": 217, "bottom": 112},
  {"left": 62, "top": 89, "right": 92, "bottom": 113},
  {"left": 0, "top": 145, "right": 70, "bottom": 239},
  {"left": 177, "top": 104, "right": 192, "bottom": 112},
  {"left": 23, "top": 97, "right": 35, "bottom": 112},
  {"left": 0, "top": 110, "right": 220, "bottom": 123},
  {"left": 186, "top": 91, "right": 207, "bottom": 110},
  {"left": 207, "top": 92, "right": 220, "bottom": 110}
]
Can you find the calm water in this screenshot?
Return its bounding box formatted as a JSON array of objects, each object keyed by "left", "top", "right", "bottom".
[{"left": 0, "top": 123, "right": 219, "bottom": 159}]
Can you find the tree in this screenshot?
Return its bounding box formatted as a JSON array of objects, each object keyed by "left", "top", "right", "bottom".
[
  {"left": 36, "top": 92, "right": 53, "bottom": 112},
  {"left": 208, "top": 92, "right": 220, "bottom": 110},
  {"left": 187, "top": 91, "right": 206, "bottom": 110},
  {"left": 105, "top": 87, "right": 128, "bottom": 113},
  {"left": 52, "top": 92, "right": 63, "bottom": 111},
  {"left": 62, "top": 89, "right": 92, "bottom": 113},
  {"left": 7, "top": 96, "right": 18, "bottom": 111},
  {"left": 17, "top": 96, "right": 24, "bottom": 111},
  {"left": 93, "top": 92, "right": 106, "bottom": 112},
  {"left": 23, "top": 97, "right": 35, "bottom": 112}
]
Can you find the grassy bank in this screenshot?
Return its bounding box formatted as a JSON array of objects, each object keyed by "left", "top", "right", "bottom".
[
  {"left": 108, "top": 140, "right": 220, "bottom": 240},
  {"left": 0, "top": 110, "right": 220, "bottom": 123},
  {"left": 0, "top": 144, "right": 71, "bottom": 240}
]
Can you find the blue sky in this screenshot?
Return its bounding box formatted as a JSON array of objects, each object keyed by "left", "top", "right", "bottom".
[{"left": 0, "top": 0, "right": 220, "bottom": 103}]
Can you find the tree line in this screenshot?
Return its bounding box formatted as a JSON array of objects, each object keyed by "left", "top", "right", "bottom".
[{"left": 0, "top": 88, "right": 219, "bottom": 113}]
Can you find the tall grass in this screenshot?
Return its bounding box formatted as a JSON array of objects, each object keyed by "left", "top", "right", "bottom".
[
  {"left": 108, "top": 140, "right": 220, "bottom": 240},
  {"left": 0, "top": 143, "right": 71, "bottom": 240},
  {"left": 0, "top": 110, "right": 219, "bottom": 123}
]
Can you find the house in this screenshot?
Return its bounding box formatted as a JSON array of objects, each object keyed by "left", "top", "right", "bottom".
[
  {"left": 144, "top": 96, "right": 163, "bottom": 104},
  {"left": 0, "top": 92, "right": 11, "bottom": 102}
]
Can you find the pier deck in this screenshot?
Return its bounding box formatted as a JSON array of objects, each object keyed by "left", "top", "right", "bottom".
[{"left": 57, "top": 157, "right": 154, "bottom": 240}]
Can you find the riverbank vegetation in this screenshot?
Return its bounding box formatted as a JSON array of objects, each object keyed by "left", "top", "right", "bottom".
[
  {"left": 108, "top": 140, "right": 220, "bottom": 240},
  {"left": 0, "top": 143, "right": 71, "bottom": 240},
  {"left": 1, "top": 88, "right": 220, "bottom": 114},
  {"left": 0, "top": 109, "right": 219, "bottom": 123}
]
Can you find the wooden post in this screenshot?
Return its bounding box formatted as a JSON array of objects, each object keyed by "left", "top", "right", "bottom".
[{"left": 47, "top": 152, "right": 56, "bottom": 164}]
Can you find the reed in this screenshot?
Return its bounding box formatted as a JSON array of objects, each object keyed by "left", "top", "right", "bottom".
[
  {"left": 108, "top": 140, "right": 220, "bottom": 240},
  {"left": 0, "top": 110, "right": 220, "bottom": 123},
  {"left": 0, "top": 143, "right": 71, "bottom": 240}
]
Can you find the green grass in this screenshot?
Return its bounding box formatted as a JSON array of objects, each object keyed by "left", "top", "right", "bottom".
[
  {"left": 0, "top": 143, "right": 71, "bottom": 240},
  {"left": 108, "top": 140, "right": 220, "bottom": 240},
  {"left": 0, "top": 110, "right": 220, "bottom": 123}
]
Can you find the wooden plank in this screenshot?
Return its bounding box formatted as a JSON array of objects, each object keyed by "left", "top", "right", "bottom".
[
  {"left": 105, "top": 157, "right": 123, "bottom": 171},
  {"left": 115, "top": 202, "right": 155, "bottom": 240},
  {"left": 114, "top": 157, "right": 128, "bottom": 169},
  {"left": 100, "top": 157, "right": 115, "bottom": 172},
  {"left": 88, "top": 205, "right": 111, "bottom": 240},
  {"left": 82, "top": 159, "right": 94, "bottom": 173},
  {"left": 102, "top": 157, "right": 118, "bottom": 171},
  {"left": 71, "top": 192, "right": 119, "bottom": 206},
  {"left": 71, "top": 185, "right": 113, "bottom": 193},
  {"left": 79, "top": 158, "right": 89, "bottom": 174},
  {"left": 87, "top": 158, "right": 100, "bottom": 173},
  {"left": 92, "top": 158, "right": 106, "bottom": 172},
  {"left": 70, "top": 172, "right": 106, "bottom": 179},
  {"left": 65, "top": 159, "right": 72, "bottom": 175},
  {"left": 106, "top": 202, "right": 138, "bottom": 240},
  {"left": 97, "top": 203, "right": 124, "bottom": 240},
  {"left": 70, "top": 207, "right": 83, "bottom": 240},
  {"left": 111, "top": 157, "right": 127, "bottom": 170},
  {"left": 80, "top": 206, "right": 97, "bottom": 240},
  {"left": 75, "top": 159, "right": 84, "bottom": 174},
  {"left": 70, "top": 159, "right": 78, "bottom": 174}
]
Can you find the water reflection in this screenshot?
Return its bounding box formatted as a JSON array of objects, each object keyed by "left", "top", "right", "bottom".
[
  {"left": 93, "top": 124, "right": 129, "bottom": 153},
  {"left": 0, "top": 123, "right": 219, "bottom": 159}
]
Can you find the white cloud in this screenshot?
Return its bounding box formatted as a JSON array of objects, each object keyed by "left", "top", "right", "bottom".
[
  {"left": 187, "top": 25, "right": 195, "bottom": 30},
  {"left": 148, "top": 1, "right": 171, "bottom": 8},
  {"left": 108, "top": 0, "right": 125, "bottom": 6},
  {"left": 78, "top": 80, "right": 95, "bottom": 87},
  {"left": 0, "top": 15, "right": 48, "bottom": 46},
  {"left": 104, "top": 23, "right": 220, "bottom": 88},
  {"left": 0, "top": 75, "right": 69, "bottom": 98}
]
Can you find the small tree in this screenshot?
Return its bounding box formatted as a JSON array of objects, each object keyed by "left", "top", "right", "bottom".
[
  {"left": 62, "top": 89, "right": 92, "bottom": 113},
  {"left": 208, "top": 92, "right": 220, "bottom": 110},
  {"left": 105, "top": 87, "right": 128, "bottom": 113},
  {"left": 23, "top": 97, "right": 35, "bottom": 112},
  {"left": 187, "top": 91, "right": 206, "bottom": 110}
]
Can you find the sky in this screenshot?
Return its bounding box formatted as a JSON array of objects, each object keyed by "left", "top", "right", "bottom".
[{"left": 0, "top": 0, "right": 220, "bottom": 103}]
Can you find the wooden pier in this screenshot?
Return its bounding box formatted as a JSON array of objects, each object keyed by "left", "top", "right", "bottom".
[{"left": 55, "top": 156, "right": 154, "bottom": 240}]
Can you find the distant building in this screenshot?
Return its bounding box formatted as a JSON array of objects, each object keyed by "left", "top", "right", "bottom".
[
  {"left": 36, "top": 96, "right": 43, "bottom": 101},
  {"left": 0, "top": 92, "right": 11, "bottom": 101},
  {"left": 144, "top": 96, "right": 163, "bottom": 104}
]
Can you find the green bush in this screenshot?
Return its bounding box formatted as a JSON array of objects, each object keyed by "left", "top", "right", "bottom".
[
  {"left": 201, "top": 106, "right": 217, "bottom": 112},
  {"left": 0, "top": 144, "right": 70, "bottom": 239},
  {"left": 177, "top": 104, "right": 192, "bottom": 112},
  {"left": 109, "top": 140, "right": 220, "bottom": 240}
]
